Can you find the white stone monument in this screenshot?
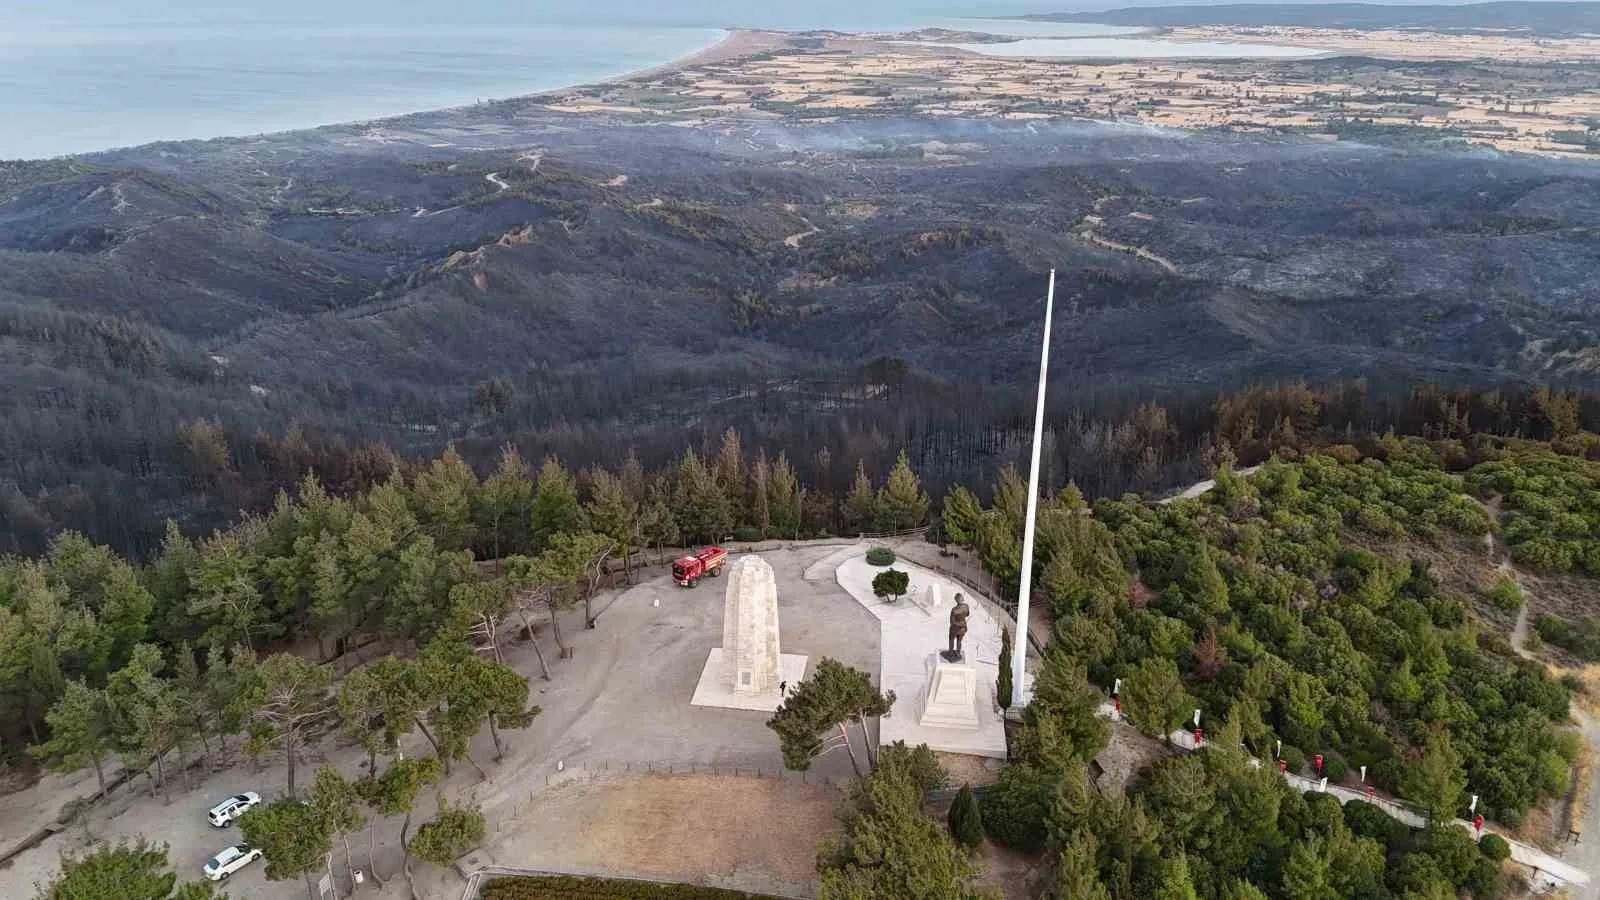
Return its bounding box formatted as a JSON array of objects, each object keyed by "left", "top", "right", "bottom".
[
  {"left": 923, "top": 582, "right": 943, "bottom": 609},
  {"left": 691, "top": 555, "right": 808, "bottom": 712},
  {"left": 918, "top": 653, "right": 980, "bottom": 730}
]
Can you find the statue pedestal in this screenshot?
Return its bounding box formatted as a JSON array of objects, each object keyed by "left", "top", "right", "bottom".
[{"left": 919, "top": 654, "right": 980, "bottom": 730}]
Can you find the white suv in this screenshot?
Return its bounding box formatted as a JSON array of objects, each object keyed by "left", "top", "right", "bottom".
[
  {"left": 206, "top": 791, "right": 262, "bottom": 827},
  {"left": 202, "top": 843, "right": 262, "bottom": 881}
]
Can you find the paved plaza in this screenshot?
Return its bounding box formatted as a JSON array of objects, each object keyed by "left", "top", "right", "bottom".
[{"left": 834, "top": 553, "right": 1009, "bottom": 759}]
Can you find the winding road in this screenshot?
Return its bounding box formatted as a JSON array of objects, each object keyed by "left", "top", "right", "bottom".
[
  {"left": 1492, "top": 500, "right": 1600, "bottom": 896},
  {"left": 783, "top": 217, "right": 820, "bottom": 248}
]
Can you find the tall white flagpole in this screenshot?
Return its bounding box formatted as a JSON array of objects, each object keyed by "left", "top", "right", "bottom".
[{"left": 1012, "top": 269, "right": 1055, "bottom": 705}]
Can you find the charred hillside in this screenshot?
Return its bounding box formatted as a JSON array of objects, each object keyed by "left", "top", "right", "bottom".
[{"left": 2, "top": 116, "right": 1599, "bottom": 553}]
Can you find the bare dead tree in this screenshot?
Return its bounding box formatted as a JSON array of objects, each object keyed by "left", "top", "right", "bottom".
[
  {"left": 465, "top": 610, "right": 505, "bottom": 665},
  {"left": 508, "top": 587, "right": 553, "bottom": 680},
  {"left": 581, "top": 540, "right": 616, "bottom": 628}
]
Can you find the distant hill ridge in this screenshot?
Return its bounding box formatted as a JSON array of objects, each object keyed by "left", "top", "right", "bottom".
[{"left": 1030, "top": 2, "right": 1600, "bottom": 35}]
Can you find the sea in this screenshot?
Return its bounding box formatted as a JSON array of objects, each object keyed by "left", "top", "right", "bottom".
[{"left": 0, "top": 0, "right": 1310, "bottom": 160}]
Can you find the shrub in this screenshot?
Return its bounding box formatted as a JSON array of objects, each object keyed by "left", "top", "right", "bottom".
[
  {"left": 483, "top": 875, "right": 786, "bottom": 899},
  {"left": 411, "top": 798, "right": 486, "bottom": 868},
  {"left": 1484, "top": 575, "right": 1524, "bottom": 612},
  {"left": 878, "top": 741, "right": 948, "bottom": 793},
  {"left": 872, "top": 568, "right": 910, "bottom": 602},
  {"left": 948, "top": 784, "right": 984, "bottom": 849},
  {"left": 978, "top": 763, "right": 1054, "bottom": 853},
  {"left": 1477, "top": 832, "right": 1511, "bottom": 863},
  {"left": 1321, "top": 444, "right": 1363, "bottom": 463},
  {"left": 1321, "top": 754, "right": 1349, "bottom": 783},
  {"left": 1513, "top": 538, "right": 1576, "bottom": 572},
  {"left": 1440, "top": 495, "right": 1492, "bottom": 535},
  {"left": 1301, "top": 791, "right": 1345, "bottom": 833},
  {"left": 1418, "top": 824, "right": 1486, "bottom": 889},
  {"left": 865, "top": 547, "right": 896, "bottom": 566},
  {"left": 1534, "top": 614, "right": 1600, "bottom": 661},
  {"left": 1281, "top": 744, "right": 1306, "bottom": 774},
  {"left": 732, "top": 525, "right": 764, "bottom": 543},
  {"left": 1344, "top": 799, "right": 1408, "bottom": 848},
  {"left": 1477, "top": 629, "right": 1514, "bottom": 656}
]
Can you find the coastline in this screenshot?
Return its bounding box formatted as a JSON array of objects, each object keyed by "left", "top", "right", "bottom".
[
  {"left": 47, "top": 22, "right": 1316, "bottom": 162},
  {"left": 23, "top": 25, "right": 751, "bottom": 162},
  {"left": 38, "top": 15, "right": 1597, "bottom": 163},
  {"left": 569, "top": 27, "right": 791, "bottom": 89},
  {"left": 314, "top": 28, "right": 794, "bottom": 143}
]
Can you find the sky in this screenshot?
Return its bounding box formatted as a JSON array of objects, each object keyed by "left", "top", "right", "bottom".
[
  {"left": 0, "top": 0, "right": 1569, "bottom": 39},
  {"left": 0, "top": 0, "right": 1536, "bottom": 29},
  {"left": 0, "top": 0, "right": 1071, "bottom": 27}
]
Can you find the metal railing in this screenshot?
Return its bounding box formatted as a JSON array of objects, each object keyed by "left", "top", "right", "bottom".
[
  {"left": 857, "top": 526, "right": 931, "bottom": 540},
  {"left": 460, "top": 865, "right": 810, "bottom": 900},
  {"left": 484, "top": 759, "right": 851, "bottom": 828}
]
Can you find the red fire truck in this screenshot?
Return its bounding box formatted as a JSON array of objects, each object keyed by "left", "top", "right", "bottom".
[{"left": 672, "top": 546, "right": 727, "bottom": 587}]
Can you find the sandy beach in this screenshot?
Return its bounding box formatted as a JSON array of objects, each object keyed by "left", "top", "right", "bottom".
[{"left": 580, "top": 28, "right": 794, "bottom": 88}]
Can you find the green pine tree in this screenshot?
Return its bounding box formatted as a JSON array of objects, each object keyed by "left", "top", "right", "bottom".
[
  {"left": 1056, "top": 827, "right": 1110, "bottom": 900},
  {"left": 1154, "top": 850, "right": 1200, "bottom": 900},
  {"left": 409, "top": 447, "right": 477, "bottom": 551},
  {"left": 767, "top": 452, "right": 802, "bottom": 538},
  {"left": 1282, "top": 836, "right": 1335, "bottom": 900},
  {"left": 749, "top": 454, "right": 772, "bottom": 536},
  {"left": 997, "top": 628, "right": 1014, "bottom": 710},
  {"left": 582, "top": 468, "right": 640, "bottom": 584},
  {"left": 1181, "top": 541, "right": 1230, "bottom": 615},
  {"left": 948, "top": 783, "right": 985, "bottom": 849},
  {"left": 30, "top": 679, "right": 115, "bottom": 797},
  {"left": 36, "top": 837, "right": 217, "bottom": 900},
  {"left": 673, "top": 449, "right": 732, "bottom": 544},
  {"left": 1221, "top": 880, "right": 1270, "bottom": 900},
  {"left": 712, "top": 429, "right": 746, "bottom": 523},
  {"left": 530, "top": 457, "right": 581, "bottom": 549},
  {"left": 877, "top": 450, "right": 931, "bottom": 531},
  {"left": 1122, "top": 657, "right": 1189, "bottom": 742},
  {"left": 476, "top": 445, "right": 535, "bottom": 558},
  {"left": 819, "top": 750, "right": 974, "bottom": 900},
  {"left": 1407, "top": 733, "right": 1467, "bottom": 823},
  {"left": 237, "top": 797, "right": 335, "bottom": 896},
  {"left": 941, "top": 486, "right": 983, "bottom": 548},
  {"left": 842, "top": 461, "right": 879, "bottom": 536}
]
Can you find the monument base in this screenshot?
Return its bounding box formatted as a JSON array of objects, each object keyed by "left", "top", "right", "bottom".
[
  {"left": 690, "top": 648, "right": 809, "bottom": 712},
  {"left": 919, "top": 657, "right": 981, "bottom": 730},
  {"left": 939, "top": 649, "right": 965, "bottom": 663}
]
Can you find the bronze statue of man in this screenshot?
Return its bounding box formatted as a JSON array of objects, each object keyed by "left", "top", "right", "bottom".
[{"left": 945, "top": 594, "right": 971, "bottom": 660}]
